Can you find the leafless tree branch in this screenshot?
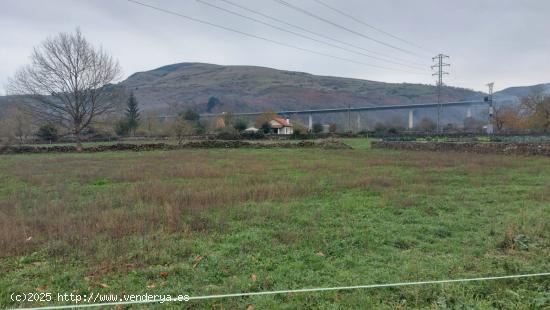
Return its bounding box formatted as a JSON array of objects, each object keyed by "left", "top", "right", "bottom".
[{"left": 7, "top": 28, "right": 121, "bottom": 150}]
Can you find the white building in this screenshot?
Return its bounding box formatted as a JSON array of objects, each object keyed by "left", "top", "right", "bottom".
[
  {"left": 270, "top": 118, "right": 293, "bottom": 135},
  {"left": 244, "top": 127, "right": 259, "bottom": 133}
]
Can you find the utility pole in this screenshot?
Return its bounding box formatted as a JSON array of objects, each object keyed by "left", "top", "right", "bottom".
[
  {"left": 486, "top": 82, "right": 494, "bottom": 134},
  {"left": 431, "top": 54, "right": 450, "bottom": 132}
]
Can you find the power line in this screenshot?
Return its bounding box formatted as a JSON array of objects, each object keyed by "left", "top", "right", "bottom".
[
  {"left": 196, "top": 0, "right": 427, "bottom": 71},
  {"left": 313, "top": 0, "right": 432, "bottom": 54},
  {"left": 273, "top": 0, "right": 426, "bottom": 59},
  {"left": 11, "top": 272, "right": 550, "bottom": 309},
  {"left": 216, "top": 0, "right": 427, "bottom": 68},
  {"left": 125, "top": 0, "right": 425, "bottom": 75}
]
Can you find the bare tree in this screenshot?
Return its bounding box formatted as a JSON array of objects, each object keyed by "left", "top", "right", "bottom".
[
  {"left": 7, "top": 29, "right": 121, "bottom": 150},
  {"left": 521, "top": 93, "right": 550, "bottom": 132},
  {"left": 0, "top": 106, "right": 33, "bottom": 145},
  {"left": 417, "top": 117, "right": 436, "bottom": 131},
  {"left": 493, "top": 104, "right": 525, "bottom": 132},
  {"left": 171, "top": 116, "right": 196, "bottom": 144}
]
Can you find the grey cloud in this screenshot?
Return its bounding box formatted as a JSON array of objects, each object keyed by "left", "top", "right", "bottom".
[{"left": 1, "top": 0, "right": 549, "bottom": 94}]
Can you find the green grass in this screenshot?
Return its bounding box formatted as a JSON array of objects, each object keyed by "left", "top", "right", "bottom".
[
  {"left": 0, "top": 140, "right": 548, "bottom": 309},
  {"left": 341, "top": 138, "right": 372, "bottom": 149}
]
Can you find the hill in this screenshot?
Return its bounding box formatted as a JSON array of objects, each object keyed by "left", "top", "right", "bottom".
[
  {"left": 495, "top": 83, "right": 550, "bottom": 98},
  {"left": 119, "top": 63, "right": 483, "bottom": 114},
  {"left": 5, "top": 63, "right": 549, "bottom": 116}
]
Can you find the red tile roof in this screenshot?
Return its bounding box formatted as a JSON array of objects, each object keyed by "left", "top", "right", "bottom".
[{"left": 271, "top": 117, "right": 292, "bottom": 128}]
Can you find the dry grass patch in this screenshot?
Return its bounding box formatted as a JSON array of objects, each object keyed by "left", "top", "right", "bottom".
[{"left": 0, "top": 148, "right": 548, "bottom": 261}]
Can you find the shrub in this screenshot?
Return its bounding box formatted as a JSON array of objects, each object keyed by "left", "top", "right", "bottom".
[
  {"left": 172, "top": 117, "right": 196, "bottom": 143},
  {"left": 312, "top": 122, "right": 323, "bottom": 134},
  {"left": 114, "top": 120, "right": 130, "bottom": 136},
  {"left": 374, "top": 122, "right": 387, "bottom": 134},
  {"left": 195, "top": 121, "right": 206, "bottom": 135},
  {"left": 82, "top": 126, "right": 113, "bottom": 141},
  {"left": 291, "top": 130, "right": 313, "bottom": 140},
  {"left": 216, "top": 131, "right": 241, "bottom": 140},
  {"left": 388, "top": 128, "right": 398, "bottom": 134},
  {"left": 241, "top": 131, "right": 265, "bottom": 140},
  {"left": 181, "top": 109, "right": 200, "bottom": 121},
  {"left": 498, "top": 224, "right": 532, "bottom": 251},
  {"left": 36, "top": 123, "right": 59, "bottom": 142},
  {"left": 260, "top": 122, "right": 272, "bottom": 134},
  {"left": 233, "top": 119, "right": 248, "bottom": 132},
  {"left": 418, "top": 118, "right": 436, "bottom": 131}
]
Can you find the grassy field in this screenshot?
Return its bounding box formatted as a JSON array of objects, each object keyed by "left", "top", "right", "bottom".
[{"left": 0, "top": 139, "right": 548, "bottom": 309}]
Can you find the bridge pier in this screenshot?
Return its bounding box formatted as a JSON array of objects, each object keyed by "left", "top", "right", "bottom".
[
  {"left": 467, "top": 107, "right": 472, "bottom": 118},
  {"left": 356, "top": 113, "right": 361, "bottom": 133},
  {"left": 308, "top": 114, "right": 313, "bottom": 131},
  {"left": 408, "top": 110, "right": 414, "bottom": 130}
]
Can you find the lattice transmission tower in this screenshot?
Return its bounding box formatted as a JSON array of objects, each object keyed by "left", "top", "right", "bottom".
[{"left": 431, "top": 54, "right": 450, "bottom": 132}]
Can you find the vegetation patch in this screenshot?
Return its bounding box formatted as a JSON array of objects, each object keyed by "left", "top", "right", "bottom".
[{"left": 0, "top": 140, "right": 548, "bottom": 309}]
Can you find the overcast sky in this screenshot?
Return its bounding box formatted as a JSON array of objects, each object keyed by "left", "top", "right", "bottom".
[{"left": 1, "top": 0, "right": 549, "bottom": 94}]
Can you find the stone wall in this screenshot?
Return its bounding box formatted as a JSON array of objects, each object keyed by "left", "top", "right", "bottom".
[
  {"left": 372, "top": 141, "right": 550, "bottom": 156},
  {"left": 0, "top": 139, "right": 350, "bottom": 155}
]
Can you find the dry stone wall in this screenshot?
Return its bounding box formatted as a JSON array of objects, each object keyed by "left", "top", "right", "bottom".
[
  {"left": 0, "top": 140, "right": 350, "bottom": 155},
  {"left": 372, "top": 141, "right": 550, "bottom": 156}
]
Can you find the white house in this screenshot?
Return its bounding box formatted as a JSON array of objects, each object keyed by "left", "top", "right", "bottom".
[
  {"left": 270, "top": 118, "right": 293, "bottom": 135},
  {"left": 244, "top": 127, "right": 259, "bottom": 133}
]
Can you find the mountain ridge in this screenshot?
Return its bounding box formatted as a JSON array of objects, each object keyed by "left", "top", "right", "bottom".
[
  {"left": 494, "top": 83, "right": 550, "bottom": 98},
  {"left": 118, "top": 62, "right": 484, "bottom": 114},
  {"left": 2, "top": 62, "right": 548, "bottom": 116}
]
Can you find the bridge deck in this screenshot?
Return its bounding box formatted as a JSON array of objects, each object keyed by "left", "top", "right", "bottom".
[{"left": 158, "top": 100, "right": 488, "bottom": 119}]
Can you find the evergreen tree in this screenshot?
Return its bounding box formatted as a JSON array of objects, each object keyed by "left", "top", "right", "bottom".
[
  {"left": 125, "top": 92, "right": 140, "bottom": 136},
  {"left": 260, "top": 122, "right": 272, "bottom": 134},
  {"left": 36, "top": 123, "right": 59, "bottom": 142},
  {"left": 181, "top": 109, "right": 200, "bottom": 121},
  {"left": 233, "top": 119, "right": 248, "bottom": 132},
  {"left": 206, "top": 97, "right": 221, "bottom": 113}
]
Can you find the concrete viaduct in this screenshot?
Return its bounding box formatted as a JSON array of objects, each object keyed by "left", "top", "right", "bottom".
[{"left": 159, "top": 100, "right": 488, "bottom": 131}]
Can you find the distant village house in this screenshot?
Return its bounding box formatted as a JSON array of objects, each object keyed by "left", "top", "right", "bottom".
[{"left": 269, "top": 117, "right": 293, "bottom": 135}]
